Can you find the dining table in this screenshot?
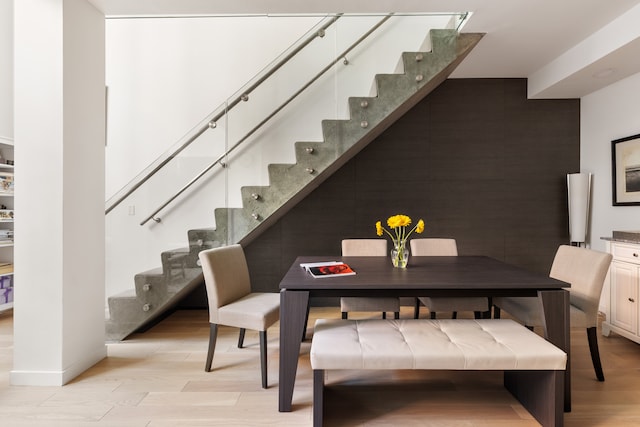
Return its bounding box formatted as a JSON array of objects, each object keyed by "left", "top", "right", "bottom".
[{"left": 278, "top": 255, "right": 571, "bottom": 413}]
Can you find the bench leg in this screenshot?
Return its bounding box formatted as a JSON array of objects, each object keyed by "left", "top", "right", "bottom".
[
  {"left": 313, "top": 370, "right": 324, "bottom": 427},
  {"left": 504, "top": 370, "right": 564, "bottom": 427}
]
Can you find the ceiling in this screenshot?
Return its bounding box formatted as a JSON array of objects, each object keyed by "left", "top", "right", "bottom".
[{"left": 88, "top": 0, "right": 640, "bottom": 99}]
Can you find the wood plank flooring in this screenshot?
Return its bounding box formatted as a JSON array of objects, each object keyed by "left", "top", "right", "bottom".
[{"left": 2, "top": 307, "right": 640, "bottom": 426}]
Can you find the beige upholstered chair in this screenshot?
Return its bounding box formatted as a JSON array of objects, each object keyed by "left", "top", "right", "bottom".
[
  {"left": 410, "top": 238, "right": 489, "bottom": 319},
  {"left": 340, "top": 239, "right": 400, "bottom": 319},
  {"left": 493, "top": 244, "right": 612, "bottom": 381},
  {"left": 198, "top": 244, "right": 280, "bottom": 388}
]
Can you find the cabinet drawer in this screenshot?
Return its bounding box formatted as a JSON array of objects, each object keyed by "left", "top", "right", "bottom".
[
  {"left": 612, "top": 243, "right": 640, "bottom": 264},
  {"left": 610, "top": 260, "right": 639, "bottom": 334}
]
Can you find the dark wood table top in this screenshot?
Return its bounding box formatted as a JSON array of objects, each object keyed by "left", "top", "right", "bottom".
[
  {"left": 280, "top": 256, "right": 568, "bottom": 293},
  {"left": 278, "top": 255, "right": 573, "bottom": 414}
]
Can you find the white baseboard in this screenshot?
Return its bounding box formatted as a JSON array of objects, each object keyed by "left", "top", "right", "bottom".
[{"left": 10, "top": 345, "right": 107, "bottom": 386}]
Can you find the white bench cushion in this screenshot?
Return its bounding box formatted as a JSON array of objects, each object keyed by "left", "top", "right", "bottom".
[{"left": 310, "top": 318, "right": 566, "bottom": 371}]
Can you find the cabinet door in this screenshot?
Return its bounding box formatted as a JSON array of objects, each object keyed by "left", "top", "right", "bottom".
[{"left": 610, "top": 260, "right": 639, "bottom": 334}]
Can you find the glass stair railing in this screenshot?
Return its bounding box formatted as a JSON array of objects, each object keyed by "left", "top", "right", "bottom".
[{"left": 104, "top": 13, "right": 479, "bottom": 340}]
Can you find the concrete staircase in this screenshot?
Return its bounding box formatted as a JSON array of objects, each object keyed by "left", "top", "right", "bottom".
[{"left": 105, "top": 29, "right": 484, "bottom": 341}]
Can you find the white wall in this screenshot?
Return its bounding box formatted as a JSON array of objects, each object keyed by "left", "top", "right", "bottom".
[
  {"left": 581, "top": 70, "right": 640, "bottom": 315},
  {"left": 0, "top": 0, "right": 13, "bottom": 142},
  {"left": 104, "top": 15, "right": 318, "bottom": 197},
  {"left": 581, "top": 71, "right": 640, "bottom": 252}
]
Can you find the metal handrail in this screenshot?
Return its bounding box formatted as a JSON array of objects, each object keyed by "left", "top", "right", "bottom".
[
  {"left": 139, "top": 14, "right": 395, "bottom": 226},
  {"left": 105, "top": 14, "right": 343, "bottom": 215}
]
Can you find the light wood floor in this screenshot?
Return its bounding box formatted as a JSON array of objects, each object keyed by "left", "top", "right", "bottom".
[{"left": 2, "top": 307, "right": 640, "bottom": 426}]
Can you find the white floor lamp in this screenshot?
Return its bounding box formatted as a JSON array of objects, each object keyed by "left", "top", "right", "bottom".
[{"left": 567, "top": 172, "right": 592, "bottom": 247}]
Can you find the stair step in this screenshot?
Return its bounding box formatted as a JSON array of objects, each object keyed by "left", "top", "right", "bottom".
[
  {"left": 109, "top": 289, "right": 137, "bottom": 299},
  {"left": 134, "top": 267, "right": 163, "bottom": 277},
  {"left": 106, "top": 266, "right": 203, "bottom": 341}
]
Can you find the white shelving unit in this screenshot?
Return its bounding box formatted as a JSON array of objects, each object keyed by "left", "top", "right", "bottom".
[{"left": 0, "top": 139, "right": 14, "bottom": 312}]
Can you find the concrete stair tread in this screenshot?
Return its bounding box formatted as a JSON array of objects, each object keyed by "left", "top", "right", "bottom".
[
  {"left": 134, "top": 267, "right": 163, "bottom": 277},
  {"left": 109, "top": 289, "right": 137, "bottom": 299}
]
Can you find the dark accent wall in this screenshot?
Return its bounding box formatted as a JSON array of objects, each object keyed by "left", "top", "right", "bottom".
[{"left": 242, "top": 79, "right": 580, "bottom": 295}]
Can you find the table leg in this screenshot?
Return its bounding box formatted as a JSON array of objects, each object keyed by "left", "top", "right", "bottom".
[
  {"left": 279, "top": 289, "right": 309, "bottom": 412},
  {"left": 538, "top": 289, "right": 571, "bottom": 413}
]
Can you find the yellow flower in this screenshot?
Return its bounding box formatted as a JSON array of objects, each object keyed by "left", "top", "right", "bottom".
[
  {"left": 376, "top": 214, "right": 425, "bottom": 242},
  {"left": 375, "top": 221, "right": 383, "bottom": 236},
  {"left": 387, "top": 214, "right": 411, "bottom": 229}
]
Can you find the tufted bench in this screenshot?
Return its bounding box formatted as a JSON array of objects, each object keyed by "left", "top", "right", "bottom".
[{"left": 310, "top": 318, "right": 567, "bottom": 427}]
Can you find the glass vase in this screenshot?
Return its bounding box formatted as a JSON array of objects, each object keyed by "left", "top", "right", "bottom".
[{"left": 391, "top": 241, "right": 410, "bottom": 268}]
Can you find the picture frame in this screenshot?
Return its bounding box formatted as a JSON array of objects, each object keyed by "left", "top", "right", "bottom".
[{"left": 612, "top": 133, "right": 640, "bottom": 206}]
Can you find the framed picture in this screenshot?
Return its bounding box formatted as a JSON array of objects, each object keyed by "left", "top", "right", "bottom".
[{"left": 612, "top": 133, "right": 640, "bottom": 206}]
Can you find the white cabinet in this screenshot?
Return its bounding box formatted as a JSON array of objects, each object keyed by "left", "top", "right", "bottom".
[
  {"left": 0, "top": 140, "right": 13, "bottom": 312},
  {"left": 603, "top": 241, "right": 640, "bottom": 343}
]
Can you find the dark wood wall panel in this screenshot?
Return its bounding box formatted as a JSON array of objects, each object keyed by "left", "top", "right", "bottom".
[{"left": 240, "top": 78, "right": 580, "bottom": 296}]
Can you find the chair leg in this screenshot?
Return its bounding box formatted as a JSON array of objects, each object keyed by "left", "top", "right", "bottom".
[
  {"left": 451, "top": 311, "right": 458, "bottom": 319},
  {"left": 414, "top": 298, "right": 420, "bottom": 319},
  {"left": 394, "top": 311, "right": 400, "bottom": 319},
  {"left": 382, "top": 312, "right": 387, "bottom": 319},
  {"left": 260, "top": 330, "right": 268, "bottom": 389},
  {"left": 474, "top": 311, "right": 481, "bottom": 319},
  {"left": 587, "top": 326, "right": 605, "bottom": 381},
  {"left": 430, "top": 312, "right": 437, "bottom": 319},
  {"left": 341, "top": 312, "right": 348, "bottom": 319},
  {"left": 238, "top": 328, "right": 246, "bottom": 348},
  {"left": 494, "top": 306, "right": 501, "bottom": 319},
  {"left": 205, "top": 323, "right": 218, "bottom": 372}
]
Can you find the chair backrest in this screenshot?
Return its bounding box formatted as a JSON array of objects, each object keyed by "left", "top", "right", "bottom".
[
  {"left": 410, "top": 238, "right": 458, "bottom": 256},
  {"left": 198, "top": 244, "right": 252, "bottom": 323},
  {"left": 341, "top": 239, "right": 387, "bottom": 256},
  {"left": 550, "top": 245, "right": 612, "bottom": 324}
]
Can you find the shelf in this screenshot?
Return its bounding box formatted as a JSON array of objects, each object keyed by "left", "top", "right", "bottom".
[
  {"left": 0, "top": 138, "right": 14, "bottom": 314},
  {"left": 0, "top": 138, "right": 13, "bottom": 315},
  {"left": 0, "top": 209, "right": 14, "bottom": 221},
  {"left": 0, "top": 270, "right": 12, "bottom": 310}
]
